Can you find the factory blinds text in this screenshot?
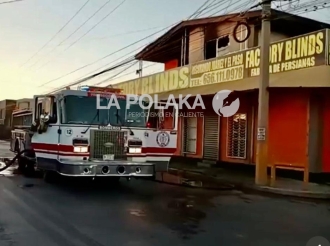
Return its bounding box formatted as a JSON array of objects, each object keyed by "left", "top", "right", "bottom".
[
  {"left": 188, "top": 30, "right": 326, "bottom": 86},
  {"left": 246, "top": 31, "right": 325, "bottom": 76}
]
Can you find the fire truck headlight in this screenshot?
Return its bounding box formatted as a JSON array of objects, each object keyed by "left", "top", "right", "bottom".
[
  {"left": 74, "top": 146, "right": 88, "bottom": 153},
  {"left": 129, "top": 147, "right": 142, "bottom": 153}
]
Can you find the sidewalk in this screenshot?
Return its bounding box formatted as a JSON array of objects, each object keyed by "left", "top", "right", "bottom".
[{"left": 154, "top": 160, "right": 330, "bottom": 199}]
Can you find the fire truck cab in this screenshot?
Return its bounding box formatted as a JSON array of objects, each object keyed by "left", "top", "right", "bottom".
[{"left": 10, "top": 86, "right": 178, "bottom": 181}]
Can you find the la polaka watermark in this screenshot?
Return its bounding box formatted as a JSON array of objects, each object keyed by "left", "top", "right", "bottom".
[
  {"left": 127, "top": 111, "right": 204, "bottom": 118},
  {"left": 96, "top": 94, "right": 206, "bottom": 110},
  {"left": 96, "top": 90, "right": 240, "bottom": 118}
]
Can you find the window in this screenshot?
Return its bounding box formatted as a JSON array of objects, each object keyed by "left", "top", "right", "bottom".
[
  {"left": 227, "top": 113, "right": 247, "bottom": 159},
  {"left": 0, "top": 109, "right": 3, "bottom": 119},
  {"left": 52, "top": 100, "right": 57, "bottom": 122},
  {"left": 217, "top": 35, "right": 230, "bottom": 57},
  {"left": 205, "top": 35, "right": 230, "bottom": 60},
  {"left": 37, "top": 102, "right": 42, "bottom": 118},
  {"left": 205, "top": 39, "right": 217, "bottom": 59},
  {"left": 23, "top": 114, "right": 32, "bottom": 126},
  {"left": 63, "top": 95, "right": 109, "bottom": 125},
  {"left": 62, "top": 95, "right": 147, "bottom": 127}
]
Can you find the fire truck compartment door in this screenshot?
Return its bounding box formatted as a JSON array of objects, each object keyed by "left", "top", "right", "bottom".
[{"left": 32, "top": 95, "right": 60, "bottom": 171}]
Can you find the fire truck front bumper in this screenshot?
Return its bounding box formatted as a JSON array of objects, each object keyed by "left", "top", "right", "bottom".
[{"left": 56, "top": 159, "right": 155, "bottom": 177}]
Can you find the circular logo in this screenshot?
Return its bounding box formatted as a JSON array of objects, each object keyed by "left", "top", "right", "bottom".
[
  {"left": 156, "top": 131, "right": 170, "bottom": 147},
  {"left": 306, "top": 236, "right": 330, "bottom": 246},
  {"left": 66, "top": 128, "right": 72, "bottom": 136},
  {"left": 212, "top": 90, "right": 240, "bottom": 117}
]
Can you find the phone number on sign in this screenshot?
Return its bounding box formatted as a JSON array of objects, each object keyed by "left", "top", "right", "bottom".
[{"left": 190, "top": 65, "right": 244, "bottom": 86}]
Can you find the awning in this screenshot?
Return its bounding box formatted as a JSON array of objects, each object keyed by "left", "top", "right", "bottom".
[{"left": 157, "top": 65, "right": 330, "bottom": 99}]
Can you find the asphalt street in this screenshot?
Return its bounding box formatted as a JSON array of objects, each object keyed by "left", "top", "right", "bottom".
[{"left": 0, "top": 141, "right": 329, "bottom": 246}]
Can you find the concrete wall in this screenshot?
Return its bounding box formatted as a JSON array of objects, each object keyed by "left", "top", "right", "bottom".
[
  {"left": 257, "top": 29, "right": 289, "bottom": 45},
  {"left": 189, "top": 26, "right": 205, "bottom": 64}
]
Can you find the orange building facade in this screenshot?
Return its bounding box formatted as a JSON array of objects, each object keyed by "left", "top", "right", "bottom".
[
  {"left": 169, "top": 88, "right": 330, "bottom": 173},
  {"left": 113, "top": 10, "right": 330, "bottom": 174}
]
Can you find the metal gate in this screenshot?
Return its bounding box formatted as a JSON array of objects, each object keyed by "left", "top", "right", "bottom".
[
  {"left": 182, "top": 117, "right": 197, "bottom": 153},
  {"left": 203, "top": 114, "right": 220, "bottom": 160}
]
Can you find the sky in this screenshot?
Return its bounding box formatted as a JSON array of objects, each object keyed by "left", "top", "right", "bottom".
[{"left": 0, "top": 0, "right": 329, "bottom": 100}]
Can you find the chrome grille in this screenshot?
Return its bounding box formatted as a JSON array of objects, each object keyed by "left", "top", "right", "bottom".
[{"left": 90, "top": 129, "right": 125, "bottom": 160}]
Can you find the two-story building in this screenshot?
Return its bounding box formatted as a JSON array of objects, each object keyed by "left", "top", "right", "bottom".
[
  {"left": 0, "top": 99, "right": 16, "bottom": 139},
  {"left": 112, "top": 9, "right": 330, "bottom": 176}
]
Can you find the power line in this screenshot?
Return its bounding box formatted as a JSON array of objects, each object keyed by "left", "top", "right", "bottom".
[
  {"left": 40, "top": 0, "right": 324, "bottom": 92},
  {"left": 0, "top": 0, "right": 22, "bottom": 5},
  {"left": 19, "top": 0, "right": 90, "bottom": 68},
  {"left": 88, "top": 60, "right": 139, "bottom": 86},
  {"left": 93, "top": 4, "right": 328, "bottom": 87},
  {"left": 194, "top": 0, "right": 229, "bottom": 17},
  {"left": 75, "top": 26, "right": 163, "bottom": 42},
  {"left": 4, "top": 1, "right": 323, "bottom": 100},
  {"left": 71, "top": 38, "right": 153, "bottom": 82},
  {"left": 42, "top": 0, "right": 246, "bottom": 91},
  {"left": 37, "top": 27, "right": 160, "bottom": 70},
  {"left": 188, "top": 0, "right": 214, "bottom": 19},
  {"left": 100, "top": 63, "right": 156, "bottom": 86},
  {"left": 46, "top": 58, "right": 136, "bottom": 94},
  {"left": 79, "top": 0, "right": 246, "bottom": 77},
  {"left": 36, "top": 1, "right": 226, "bottom": 90},
  {"left": 27, "top": 0, "right": 113, "bottom": 70},
  {"left": 45, "top": 56, "right": 137, "bottom": 94},
  {"left": 37, "top": 23, "right": 179, "bottom": 88},
  {"left": 66, "top": 0, "right": 126, "bottom": 49},
  {"left": 43, "top": 0, "right": 127, "bottom": 67}
]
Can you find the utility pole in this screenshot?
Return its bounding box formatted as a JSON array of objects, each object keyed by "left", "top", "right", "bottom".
[
  {"left": 137, "top": 60, "right": 143, "bottom": 77},
  {"left": 255, "top": 0, "right": 271, "bottom": 186}
]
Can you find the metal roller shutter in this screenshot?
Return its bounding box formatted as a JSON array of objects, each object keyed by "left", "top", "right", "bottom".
[{"left": 203, "top": 114, "right": 219, "bottom": 160}]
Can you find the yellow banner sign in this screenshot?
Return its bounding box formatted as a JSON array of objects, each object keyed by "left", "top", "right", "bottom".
[
  {"left": 114, "top": 30, "right": 327, "bottom": 94},
  {"left": 246, "top": 30, "right": 325, "bottom": 76},
  {"left": 190, "top": 53, "right": 245, "bottom": 87},
  {"left": 190, "top": 30, "right": 326, "bottom": 86},
  {"left": 115, "top": 66, "right": 189, "bottom": 94}
]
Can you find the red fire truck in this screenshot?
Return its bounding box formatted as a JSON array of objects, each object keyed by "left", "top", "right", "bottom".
[{"left": 10, "top": 86, "right": 178, "bottom": 182}]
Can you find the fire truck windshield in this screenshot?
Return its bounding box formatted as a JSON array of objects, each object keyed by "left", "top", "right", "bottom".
[{"left": 63, "top": 95, "right": 147, "bottom": 127}]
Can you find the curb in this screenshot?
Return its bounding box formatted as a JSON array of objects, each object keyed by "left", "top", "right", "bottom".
[
  {"left": 168, "top": 167, "right": 330, "bottom": 200},
  {"left": 247, "top": 184, "right": 330, "bottom": 199}
]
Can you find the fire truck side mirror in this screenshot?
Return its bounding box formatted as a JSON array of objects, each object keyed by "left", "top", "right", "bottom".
[
  {"left": 40, "top": 114, "right": 50, "bottom": 123},
  {"left": 39, "top": 113, "right": 57, "bottom": 124}
]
